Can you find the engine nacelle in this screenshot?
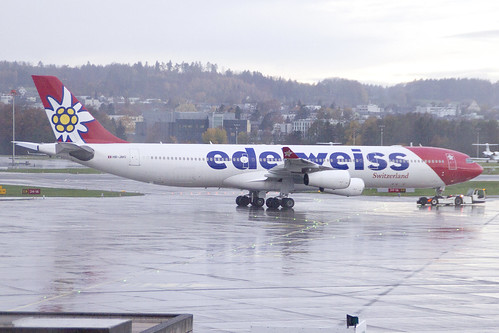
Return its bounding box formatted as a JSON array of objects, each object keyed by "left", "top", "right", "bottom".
[
  {"left": 304, "top": 170, "right": 350, "bottom": 190},
  {"left": 323, "top": 178, "right": 365, "bottom": 196}
]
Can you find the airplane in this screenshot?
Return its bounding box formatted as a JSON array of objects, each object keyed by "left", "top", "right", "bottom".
[
  {"left": 15, "top": 75, "right": 483, "bottom": 208},
  {"left": 472, "top": 143, "right": 499, "bottom": 162}
]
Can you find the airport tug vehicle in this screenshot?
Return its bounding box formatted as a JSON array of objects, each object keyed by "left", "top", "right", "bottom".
[{"left": 417, "top": 188, "right": 486, "bottom": 206}]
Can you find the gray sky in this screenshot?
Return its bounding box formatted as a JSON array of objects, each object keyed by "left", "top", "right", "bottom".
[{"left": 3, "top": 0, "right": 499, "bottom": 85}]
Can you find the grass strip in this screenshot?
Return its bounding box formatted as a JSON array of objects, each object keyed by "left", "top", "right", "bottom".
[{"left": 0, "top": 184, "right": 142, "bottom": 198}]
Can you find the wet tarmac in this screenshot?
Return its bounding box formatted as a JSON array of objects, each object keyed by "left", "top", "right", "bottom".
[{"left": 1, "top": 172, "right": 499, "bottom": 332}]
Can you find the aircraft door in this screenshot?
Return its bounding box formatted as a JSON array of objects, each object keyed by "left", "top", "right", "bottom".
[
  {"left": 446, "top": 153, "right": 457, "bottom": 170},
  {"left": 129, "top": 149, "right": 140, "bottom": 166}
]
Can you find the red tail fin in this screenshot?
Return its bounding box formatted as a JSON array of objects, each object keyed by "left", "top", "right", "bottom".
[{"left": 32, "top": 75, "right": 127, "bottom": 144}]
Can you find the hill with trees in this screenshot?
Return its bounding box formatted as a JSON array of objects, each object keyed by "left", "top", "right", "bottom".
[
  {"left": 2, "top": 61, "right": 499, "bottom": 110},
  {"left": 0, "top": 61, "right": 498, "bottom": 157}
]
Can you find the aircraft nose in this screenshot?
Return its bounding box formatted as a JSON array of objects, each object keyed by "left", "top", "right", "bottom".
[
  {"left": 461, "top": 158, "right": 483, "bottom": 182},
  {"left": 473, "top": 161, "right": 484, "bottom": 178}
]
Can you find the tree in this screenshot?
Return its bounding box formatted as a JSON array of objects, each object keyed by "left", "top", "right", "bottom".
[
  {"left": 114, "top": 119, "right": 127, "bottom": 141},
  {"left": 345, "top": 121, "right": 361, "bottom": 145},
  {"left": 235, "top": 106, "right": 242, "bottom": 120},
  {"left": 237, "top": 131, "right": 250, "bottom": 144},
  {"left": 0, "top": 104, "right": 52, "bottom": 154},
  {"left": 202, "top": 128, "right": 227, "bottom": 144},
  {"left": 175, "top": 102, "right": 197, "bottom": 112},
  {"left": 285, "top": 131, "right": 304, "bottom": 145},
  {"left": 294, "top": 105, "right": 310, "bottom": 120},
  {"left": 307, "top": 120, "right": 335, "bottom": 144},
  {"left": 260, "top": 111, "right": 283, "bottom": 131},
  {"left": 360, "top": 117, "right": 379, "bottom": 146}
]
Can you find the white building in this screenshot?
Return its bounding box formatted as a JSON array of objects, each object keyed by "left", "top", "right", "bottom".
[
  {"left": 0, "top": 94, "right": 12, "bottom": 104},
  {"left": 273, "top": 123, "right": 292, "bottom": 135},
  {"left": 415, "top": 105, "right": 457, "bottom": 117},
  {"left": 81, "top": 96, "right": 102, "bottom": 109},
  {"left": 356, "top": 104, "right": 383, "bottom": 114},
  {"left": 210, "top": 112, "right": 235, "bottom": 128},
  {"left": 292, "top": 118, "right": 314, "bottom": 135},
  {"left": 467, "top": 100, "right": 481, "bottom": 113}
]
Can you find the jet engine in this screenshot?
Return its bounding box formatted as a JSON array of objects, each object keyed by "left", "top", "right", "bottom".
[
  {"left": 323, "top": 178, "right": 365, "bottom": 196},
  {"left": 304, "top": 170, "right": 351, "bottom": 190}
]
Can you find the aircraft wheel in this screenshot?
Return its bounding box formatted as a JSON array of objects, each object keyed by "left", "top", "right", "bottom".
[
  {"left": 265, "top": 198, "right": 272, "bottom": 207},
  {"left": 454, "top": 196, "right": 463, "bottom": 206},
  {"left": 281, "top": 198, "right": 295, "bottom": 209},
  {"left": 417, "top": 197, "right": 427, "bottom": 206},
  {"left": 272, "top": 198, "right": 282, "bottom": 208},
  {"left": 236, "top": 195, "right": 250, "bottom": 207},
  {"left": 252, "top": 197, "right": 265, "bottom": 207},
  {"left": 265, "top": 197, "right": 273, "bottom": 208},
  {"left": 431, "top": 197, "right": 439, "bottom": 206},
  {"left": 266, "top": 197, "right": 281, "bottom": 209}
]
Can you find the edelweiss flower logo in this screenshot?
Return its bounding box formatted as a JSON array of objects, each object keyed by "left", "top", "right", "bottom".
[
  {"left": 46, "top": 86, "right": 94, "bottom": 142},
  {"left": 52, "top": 107, "right": 78, "bottom": 133}
]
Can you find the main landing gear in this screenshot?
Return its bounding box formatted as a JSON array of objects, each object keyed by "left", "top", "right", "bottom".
[
  {"left": 236, "top": 194, "right": 264, "bottom": 207},
  {"left": 265, "top": 197, "right": 294, "bottom": 209},
  {"left": 236, "top": 191, "right": 265, "bottom": 207},
  {"left": 236, "top": 191, "right": 295, "bottom": 209}
]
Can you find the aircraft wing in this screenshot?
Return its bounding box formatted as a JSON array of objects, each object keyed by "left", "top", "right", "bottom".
[
  {"left": 225, "top": 147, "right": 331, "bottom": 189},
  {"left": 266, "top": 146, "right": 332, "bottom": 178}
]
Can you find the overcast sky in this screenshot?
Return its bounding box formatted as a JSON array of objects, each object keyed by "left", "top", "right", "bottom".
[{"left": 3, "top": 0, "right": 499, "bottom": 85}]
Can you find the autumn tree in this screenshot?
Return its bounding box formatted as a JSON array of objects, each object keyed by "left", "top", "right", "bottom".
[
  {"left": 202, "top": 128, "right": 227, "bottom": 144},
  {"left": 307, "top": 120, "right": 335, "bottom": 144},
  {"left": 0, "top": 104, "right": 53, "bottom": 154},
  {"left": 345, "top": 120, "right": 362, "bottom": 145}
]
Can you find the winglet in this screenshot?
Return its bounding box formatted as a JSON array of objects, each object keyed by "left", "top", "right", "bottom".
[{"left": 282, "top": 147, "right": 299, "bottom": 159}]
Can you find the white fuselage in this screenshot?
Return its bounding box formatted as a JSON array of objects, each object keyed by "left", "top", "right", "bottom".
[{"left": 55, "top": 143, "right": 445, "bottom": 191}]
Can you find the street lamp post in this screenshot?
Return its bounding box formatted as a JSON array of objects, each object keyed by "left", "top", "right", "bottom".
[
  {"left": 476, "top": 128, "right": 480, "bottom": 158},
  {"left": 379, "top": 125, "right": 385, "bottom": 146},
  {"left": 11, "top": 89, "right": 17, "bottom": 167},
  {"left": 234, "top": 123, "right": 240, "bottom": 145}
]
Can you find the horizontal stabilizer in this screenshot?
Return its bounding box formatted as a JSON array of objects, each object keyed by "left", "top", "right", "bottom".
[
  {"left": 13, "top": 141, "right": 39, "bottom": 151},
  {"left": 14, "top": 141, "right": 94, "bottom": 161},
  {"left": 56, "top": 142, "right": 95, "bottom": 161}
]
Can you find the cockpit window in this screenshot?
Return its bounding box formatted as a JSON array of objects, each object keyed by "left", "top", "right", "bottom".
[{"left": 466, "top": 158, "right": 475, "bottom": 164}]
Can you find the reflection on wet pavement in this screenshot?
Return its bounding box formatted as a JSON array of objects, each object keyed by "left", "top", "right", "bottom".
[{"left": 1, "top": 172, "right": 499, "bottom": 332}]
